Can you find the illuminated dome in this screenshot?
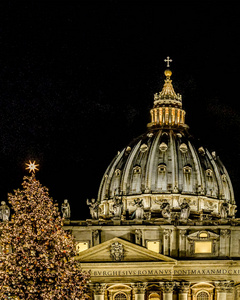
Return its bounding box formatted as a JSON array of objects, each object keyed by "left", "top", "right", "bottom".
[{"left": 97, "top": 68, "right": 236, "bottom": 221}]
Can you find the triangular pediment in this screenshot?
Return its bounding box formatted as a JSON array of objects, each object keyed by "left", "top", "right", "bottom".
[{"left": 75, "top": 237, "right": 176, "bottom": 263}]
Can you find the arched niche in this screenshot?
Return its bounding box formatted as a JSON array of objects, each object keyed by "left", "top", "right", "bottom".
[{"left": 191, "top": 282, "right": 214, "bottom": 300}]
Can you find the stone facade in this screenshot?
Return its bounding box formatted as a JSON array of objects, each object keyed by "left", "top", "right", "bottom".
[{"left": 66, "top": 65, "right": 240, "bottom": 299}]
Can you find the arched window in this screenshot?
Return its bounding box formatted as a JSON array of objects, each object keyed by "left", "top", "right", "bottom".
[
  {"left": 114, "top": 292, "right": 127, "bottom": 300},
  {"left": 197, "top": 291, "right": 209, "bottom": 300},
  {"left": 149, "top": 292, "right": 160, "bottom": 300}
]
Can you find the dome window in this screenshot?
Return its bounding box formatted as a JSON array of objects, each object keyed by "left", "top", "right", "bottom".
[
  {"left": 140, "top": 143, "right": 148, "bottom": 153},
  {"left": 206, "top": 169, "right": 213, "bottom": 177},
  {"left": 115, "top": 169, "right": 121, "bottom": 177},
  {"left": 159, "top": 142, "right": 168, "bottom": 152},
  {"left": 183, "top": 165, "right": 192, "bottom": 174},
  {"left": 179, "top": 143, "right": 188, "bottom": 153},
  {"left": 158, "top": 163, "right": 166, "bottom": 173},
  {"left": 133, "top": 166, "right": 141, "bottom": 174}
]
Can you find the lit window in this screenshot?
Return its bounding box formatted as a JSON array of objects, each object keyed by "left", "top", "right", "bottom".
[
  {"left": 195, "top": 241, "right": 212, "bottom": 254},
  {"left": 197, "top": 291, "right": 209, "bottom": 300},
  {"left": 76, "top": 242, "right": 89, "bottom": 253},
  {"left": 147, "top": 241, "right": 160, "bottom": 253}
]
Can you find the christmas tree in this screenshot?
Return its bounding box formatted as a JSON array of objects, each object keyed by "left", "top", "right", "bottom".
[{"left": 0, "top": 171, "right": 90, "bottom": 299}]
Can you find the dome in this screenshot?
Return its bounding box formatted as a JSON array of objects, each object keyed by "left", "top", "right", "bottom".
[{"left": 97, "top": 67, "right": 236, "bottom": 221}]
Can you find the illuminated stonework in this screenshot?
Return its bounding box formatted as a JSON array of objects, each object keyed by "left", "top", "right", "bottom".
[{"left": 64, "top": 62, "right": 240, "bottom": 299}]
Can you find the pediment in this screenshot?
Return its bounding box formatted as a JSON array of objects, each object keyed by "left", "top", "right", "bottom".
[
  {"left": 75, "top": 237, "right": 176, "bottom": 263},
  {"left": 187, "top": 230, "right": 219, "bottom": 240}
]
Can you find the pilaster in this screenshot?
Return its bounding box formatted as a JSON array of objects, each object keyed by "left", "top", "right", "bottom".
[
  {"left": 163, "top": 229, "right": 172, "bottom": 256},
  {"left": 219, "top": 229, "right": 230, "bottom": 257},
  {"left": 179, "top": 229, "right": 187, "bottom": 257}
]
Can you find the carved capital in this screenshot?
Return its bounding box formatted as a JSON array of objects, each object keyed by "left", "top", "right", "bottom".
[
  {"left": 91, "top": 283, "right": 106, "bottom": 295},
  {"left": 131, "top": 282, "right": 147, "bottom": 294},
  {"left": 163, "top": 229, "right": 172, "bottom": 239},
  {"left": 161, "top": 281, "right": 175, "bottom": 293},
  {"left": 178, "top": 282, "right": 190, "bottom": 293},
  {"left": 92, "top": 230, "right": 99, "bottom": 240},
  {"left": 180, "top": 229, "right": 187, "bottom": 239},
  {"left": 215, "top": 280, "right": 234, "bottom": 292},
  {"left": 220, "top": 229, "right": 231, "bottom": 237}
]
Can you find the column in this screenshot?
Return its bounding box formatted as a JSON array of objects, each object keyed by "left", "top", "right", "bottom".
[
  {"left": 215, "top": 281, "right": 234, "bottom": 300},
  {"left": 162, "top": 281, "right": 174, "bottom": 300},
  {"left": 178, "top": 282, "right": 190, "bottom": 300},
  {"left": 91, "top": 283, "right": 106, "bottom": 300},
  {"left": 132, "top": 282, "right": 147, "bottom": 300}
]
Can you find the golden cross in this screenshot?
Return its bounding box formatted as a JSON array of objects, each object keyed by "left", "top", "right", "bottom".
[{"left": 164, "top": 56, "right": 172, "bottom": 68}]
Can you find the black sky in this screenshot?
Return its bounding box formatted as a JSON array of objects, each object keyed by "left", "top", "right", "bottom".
[{"left": 0, "top": 1, "right": 239, "bottom": 219}]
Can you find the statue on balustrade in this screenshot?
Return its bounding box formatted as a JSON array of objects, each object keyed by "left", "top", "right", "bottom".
[
  {"left": 112, "top": 196, "right": 123, "bottom": 219},
  {"left": 0, "top": 201, "right": 10, "bottom": 221},
  {"left": 61, "top": 199, "right": 71, "bottom": 219},
  {"left": 87, "top": 198, "right": 99, "bottom": 220},
  {"left": 180, "top": 199, "right": 190, "bottom": 220},
  {"left": 132, "top": 198, "right": 144, "bottom": 220}
]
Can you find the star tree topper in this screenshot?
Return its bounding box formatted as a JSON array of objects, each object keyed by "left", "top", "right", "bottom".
[{"left": 25, "top": 160, "right": 39, "bottom": 173}]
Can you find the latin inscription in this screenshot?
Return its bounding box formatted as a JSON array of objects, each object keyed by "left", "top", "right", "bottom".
[{"left": 91, "top": 268, "right": 240, "bottom": 277}]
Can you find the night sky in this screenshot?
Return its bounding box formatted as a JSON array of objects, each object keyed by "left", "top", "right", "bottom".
[{"left": 0, "top": 1, "right": 239, "bottom": 219}]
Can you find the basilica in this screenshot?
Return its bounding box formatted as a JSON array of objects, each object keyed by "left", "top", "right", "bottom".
[{"left": 64, "top": 60, "right": 240, "bottom": 300}]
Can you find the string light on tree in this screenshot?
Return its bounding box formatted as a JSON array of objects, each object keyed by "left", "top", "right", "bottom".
[
  {"left": 0, "top": 173, "right": 90, "bottom": 299},
  {"left": 25, "top": 160, "right": 39, "bottom": 173}
]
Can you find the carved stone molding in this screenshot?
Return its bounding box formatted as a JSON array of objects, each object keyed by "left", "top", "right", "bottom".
[
  {"left": 91, "top": 283, "right": 106, "bottom": 295},
  {"left": 131, "top": 282, "right": 147, "bottom": 294}
]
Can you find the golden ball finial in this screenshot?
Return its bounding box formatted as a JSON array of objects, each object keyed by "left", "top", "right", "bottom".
[{"left": 164, "top": 69, "right": 172, "bottom": 78}]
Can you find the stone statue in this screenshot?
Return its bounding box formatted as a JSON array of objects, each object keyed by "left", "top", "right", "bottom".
[
  {"left": 220, "top": 201, "right": 229, "bottom": 219},
  {"left": 132, "top": 198, "right": 144, "bottom": 220},
  {"left": 61, "top": 199, "right": 71, "bottom": 219},
  {"left": 160, "top": 199, "right": 171, "bottom": 219},
  {"left": 0, "top": 201, "right": 10, "bottom": 221},
  {"left": 180, "top": 199, "right": 190, "bottom": 220},
  {"left": 87, "top": 198, "right": 99, "bottom": 220},
  {"left": 112, "top": 196, "right": 123, "bottom": 219}
]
